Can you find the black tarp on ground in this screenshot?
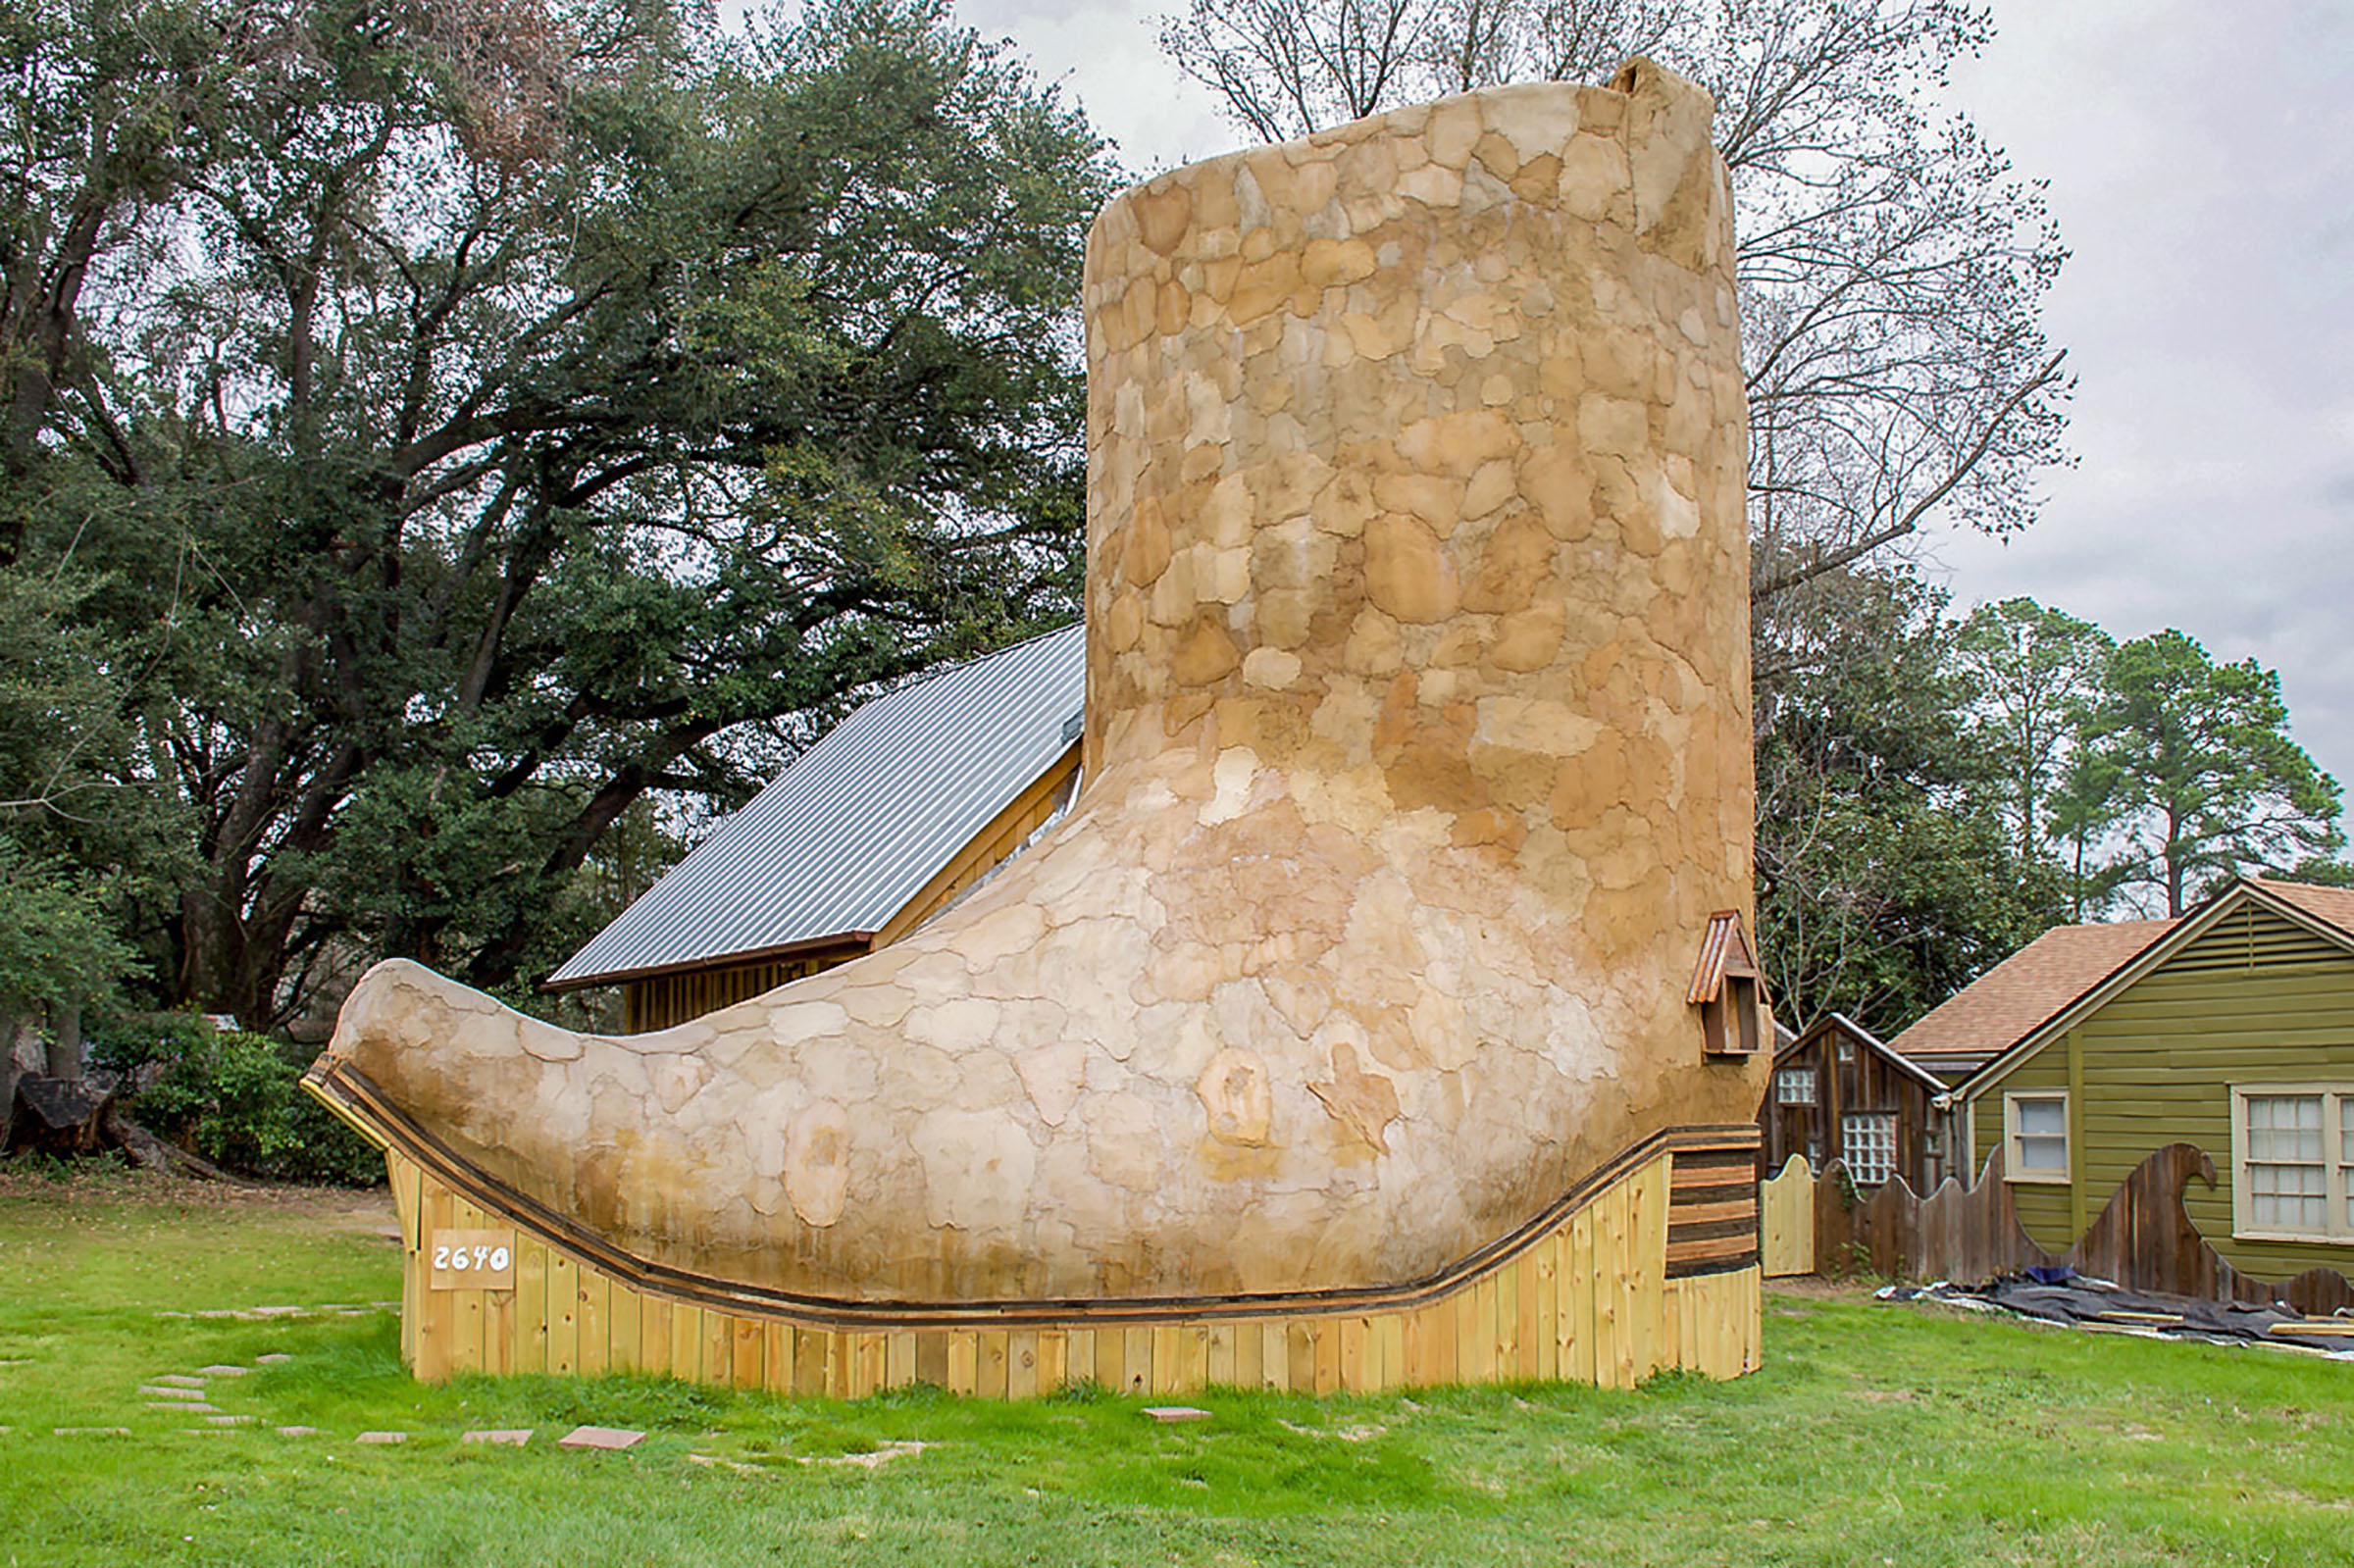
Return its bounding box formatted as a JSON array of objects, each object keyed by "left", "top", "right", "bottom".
[{"left": 1880, "top": 1273, "right": 2354, "bottom": 1357}]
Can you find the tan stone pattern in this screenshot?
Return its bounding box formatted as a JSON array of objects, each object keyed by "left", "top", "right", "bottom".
[{"left": 317, "top": 63, "right": 1762, "bottom": 1319}]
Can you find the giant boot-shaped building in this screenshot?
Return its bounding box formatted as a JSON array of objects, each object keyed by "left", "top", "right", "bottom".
[{"left": 313, "top": 62, "right": 1769, "bottom": 1391}]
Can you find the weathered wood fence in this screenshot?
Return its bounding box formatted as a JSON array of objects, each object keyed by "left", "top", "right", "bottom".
[{"left": 1758, "top": 1143, "right": 2353, "bottom": 1316}]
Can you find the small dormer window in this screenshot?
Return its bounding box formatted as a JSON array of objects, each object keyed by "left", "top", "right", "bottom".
[{"left": 1688, "top": 910, "right": 1764, "bottom": 1057}]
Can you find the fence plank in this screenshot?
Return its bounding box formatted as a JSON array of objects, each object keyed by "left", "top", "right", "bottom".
[{"left": 1759, "top": 1154, "right": 1815, "bottom": 1277}]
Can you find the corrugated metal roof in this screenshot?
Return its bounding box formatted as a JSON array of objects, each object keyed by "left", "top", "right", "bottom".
[{"left": 546, "top": 623, "right": 1086, "bottom": 990}]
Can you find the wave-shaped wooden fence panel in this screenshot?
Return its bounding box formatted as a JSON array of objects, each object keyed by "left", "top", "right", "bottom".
[{"left": 1760, "top": 1142, "right": 2353, "bottom": 1315}]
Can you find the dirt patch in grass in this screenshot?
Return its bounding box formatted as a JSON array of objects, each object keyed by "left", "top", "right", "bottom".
[
  {"left": 1762, "top": 1277, "right": 1882, "bottom": 1303},
  {"left": 0, "top": 1161, "right": 394, "bottom": 1236}
]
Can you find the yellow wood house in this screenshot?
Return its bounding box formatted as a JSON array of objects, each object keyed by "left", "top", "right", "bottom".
[{"left": 1891, "top": 877, "right": 2354, "bottom": 1281}]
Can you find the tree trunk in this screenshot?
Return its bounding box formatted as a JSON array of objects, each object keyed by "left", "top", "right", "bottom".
[
  {"left": 100, "top": 1103, "right": 232, "bottom": 1181},
  {"left": 6, "top": 1072, "right": 114, "bottom": 1155},
  {"left": 44, "top": 1003, "right": 81, "bottom": 1081}
]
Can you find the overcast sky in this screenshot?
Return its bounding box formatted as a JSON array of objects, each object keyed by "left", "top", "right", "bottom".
[{"left": 807, "top": 1, "right": 2354, "bottom": 794}]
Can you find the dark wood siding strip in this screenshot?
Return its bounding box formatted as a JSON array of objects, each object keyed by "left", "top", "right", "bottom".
[
  {"left": 1666, "top": 1137, "right": 1760, "bottom": 1278},
  {"left": 1670, "top": 1199, "right": 1755, "bottom": 1228},
  {"left": 1667, "top": 1240, "right": 1759, "bottom": 1278},
  {"left": 1672, "top": 1181, "right": 1754, "bottom": 1207},
  {"left": 1667, "top": 1233, "right": 1756, "bottom": 1261},
  {"left": 1672, "top": 1148, "right": 1757, "bottom": 1176},
  {"left": 1669, "top": 1244, "right": 1759, "bottom": 1276},
  {"left": 1667, "top": 1215, "right": 1757, "bottom": 1243}
]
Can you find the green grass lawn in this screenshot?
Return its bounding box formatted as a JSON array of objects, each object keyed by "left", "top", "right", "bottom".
[{"left": 1, "top": 1169, "right": 2348, "bottom": 1567}]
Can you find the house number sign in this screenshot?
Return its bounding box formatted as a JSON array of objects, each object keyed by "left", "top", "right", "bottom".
[{"left": 428, "top": 1229, "right": 516, "bottom": 1290}]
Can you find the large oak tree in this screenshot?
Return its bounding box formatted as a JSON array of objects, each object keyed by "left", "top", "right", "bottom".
[{"left": 1, "top": 0, "right": 1117, "bottom": 1026}]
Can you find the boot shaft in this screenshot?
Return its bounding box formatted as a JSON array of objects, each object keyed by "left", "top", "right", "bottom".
[{"left": 1079, "top": 70, "right": 1752, "bottom": 936}]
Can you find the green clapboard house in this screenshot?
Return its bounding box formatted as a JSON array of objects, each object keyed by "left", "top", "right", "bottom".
[{"left": 1889, "top": 877, "right": 2354, "bottom": 1282}]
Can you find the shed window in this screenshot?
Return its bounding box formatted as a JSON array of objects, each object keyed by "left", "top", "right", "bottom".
[
  {"left": 1841, "top": 1112, "right": 1896, "bottom": 1188},
  {"left": 2231, "top": 1087, "right": 2354, "bottom": 1243},
  {"left": 2004, "top": 1092, "right": 2069, "bottom": 1184},
  {"left": 1774, "top": 1067, "right": 1817, "bottom": 1106}
]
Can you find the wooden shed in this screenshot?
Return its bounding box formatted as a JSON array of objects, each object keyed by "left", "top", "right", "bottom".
[
  {"left": 544, "top": 625, "right": 1085, "bottom": 1030},
  {"left": 1761, "top": 1014, "right": 1956, "bottom": 1192},
  {"left": 1905, "top": 878, "right": 2354, "bottom": 1282}
]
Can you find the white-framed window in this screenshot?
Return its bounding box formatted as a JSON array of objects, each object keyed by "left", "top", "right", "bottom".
[
  {"left": 2230, "top": 1086, "right": 2354, "bottom": 1244},
  {"left": 1775, "top": 1067, "right": 1817, "bottom": 1106},
  {"left": 1841, "top": 1112, "right": 1896, "bottom": 1187},
  {"left": 2004, "top": 1092, "right": 2070, "bottom": 1184}
]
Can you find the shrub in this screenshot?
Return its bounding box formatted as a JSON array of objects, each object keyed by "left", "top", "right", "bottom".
[{"left": 95, "top": 1019, "right": 384, "bottom": 1186}]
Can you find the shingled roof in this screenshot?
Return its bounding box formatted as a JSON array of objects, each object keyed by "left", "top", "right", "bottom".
[
  {"left": 2249, "top": 876, "right": 2354, "bottom": 939},
  {"left": 1887, "top": 919, "right": 2176, "bottom": 1078},
  {"left": 546, "top": 623, "right": 1086, "bottom": 991}
]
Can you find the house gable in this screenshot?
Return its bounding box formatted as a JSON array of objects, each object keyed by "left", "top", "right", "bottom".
[
  {"left": 1961, "top": 881, "right": 2354, "bottom": 1102},
  {"left": 1963, "top": 881, "right": 2354, "bottom": 1275},
  {"left": 2163, "top": 896, "right": 2350, "bottom": 975}
]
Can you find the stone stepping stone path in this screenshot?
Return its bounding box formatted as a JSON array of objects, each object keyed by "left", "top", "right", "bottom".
[
  {"left": 1144, "top": 1406, "right": 1211, "bottom": 1423},
  {"left": 105, "top": 1363, "right": 810, "bottom": 1464},
  {"left": 138, "top": 1370, "right": 231, "bottom": 1420},
  {"left": 156, "top": 1301, "right": 394, "bottom": 1322},
  {"left": 815, "top": 1440, "right": 930, "bottom": 1470},
  {"left": 558, "top": 1425, "right": 643, "bottom": 1451}
]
